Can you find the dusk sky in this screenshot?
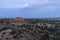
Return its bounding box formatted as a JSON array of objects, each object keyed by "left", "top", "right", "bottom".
[{"left": 0, "top": 0, "right": 60, "bottom": 18}]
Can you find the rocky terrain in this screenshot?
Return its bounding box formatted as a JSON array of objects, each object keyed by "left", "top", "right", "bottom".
[{"left": 0, "top": 17, "right": 59, "bottom": 40}]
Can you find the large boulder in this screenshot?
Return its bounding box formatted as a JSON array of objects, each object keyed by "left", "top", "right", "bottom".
[{"left": 10, "top": 17, "right": 28, "bottom": 26}]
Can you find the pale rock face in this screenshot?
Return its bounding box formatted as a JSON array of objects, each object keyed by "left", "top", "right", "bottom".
[
  {"left": 5, "top": 29, "right": 12, "bottom": 33},
  {"left": 10, "top": 17, "right": 27, "bottom": 26}
]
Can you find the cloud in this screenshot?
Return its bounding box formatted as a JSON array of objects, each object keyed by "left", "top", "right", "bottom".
[
  {"left": 0, "top": 0, "right": 60, "bottom": 18},
  {"left": 0, "top": 4, "right": 29, "bottom": 8},
  {"left": 0, "top": 0, "right": 60, "bottom": 8},
  {"left": 27, "top": 0, "right": 60, "bottom": 4}
]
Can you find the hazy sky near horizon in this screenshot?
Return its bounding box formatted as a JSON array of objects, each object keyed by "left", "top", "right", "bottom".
[{"left": 0, "top": 0, "right": 60, "bottom": 18}]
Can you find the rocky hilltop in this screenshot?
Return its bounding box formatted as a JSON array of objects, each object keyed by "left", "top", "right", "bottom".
[{"left": 0, "top": 17, "right": 59, "bottom": 40}]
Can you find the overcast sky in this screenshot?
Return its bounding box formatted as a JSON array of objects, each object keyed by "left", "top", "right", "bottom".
[
  {"left": 0, "top": 0, "right": 60, "bottom": 8},
  {"left": 0, "top": 0, "right": 60, "bottom": 18}
]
